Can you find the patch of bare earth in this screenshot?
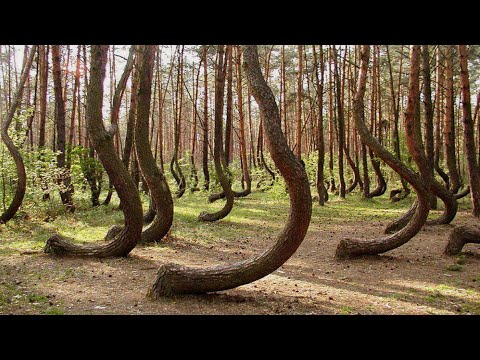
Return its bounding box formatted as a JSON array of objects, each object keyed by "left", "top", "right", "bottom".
[{"left": 1, "top": 209, "right": 480, "bottom": 315}]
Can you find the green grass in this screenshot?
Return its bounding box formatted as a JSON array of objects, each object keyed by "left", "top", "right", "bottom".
[
  {"left": 339, "top": 305, "right": 354, "bottom": 315},
  {"left": 446, "top": 264, "right": 463, "bottom": 272}
]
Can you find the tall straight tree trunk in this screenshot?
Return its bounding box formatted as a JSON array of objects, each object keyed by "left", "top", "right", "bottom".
[
  {"left": 336, "top": 45, "right": 431, "bottom": 259},
  {"left": 67, "top": 45, "right": 81, "bottom": 169},
  {"left": 421, "top": 45, "right": 437, "bottom": 209},
  {"left": 224, "top": 45, "right": 234, "bottom": 165},
  {"left": 148, "top": 45, "right": 311, "bottom": 297},
  {"left": 386, "top": 45, "right": 409, "bottom": 198},
  {"left": 0, "top": 46, "right": 37, "bottom": 224},
  {"left": 45, "top": 45, "right": 143, "bottom": 257},
  {"left": 313, "top": 45, "right": 327, "bottom": 205},
  {"left": 444, "top": 45, "right": 461, "bottom": 194},
  {"left": 332, "top": 46, "right": 346, "bottom": 198},
  {"left": 458, "top": 45, "right": 480, "bottom": 217},
  {"left": 434, "top": 46, "right": 450, "bottom": 188},
  {"left": 51, "top": 45, "right": 75, "bottom": 212},
  {"left": 296, "top": 45, "right": 303, "bottom": 160},
  {"left": 202, "top": 45, "right": 210, "bottom": 190}
]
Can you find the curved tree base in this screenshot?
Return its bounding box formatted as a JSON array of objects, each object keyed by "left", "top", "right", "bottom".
[
  {"left": 45, "top": 230, "right": 131, "bottom": 258},
  {"left": 444, "top": 225, "right": 480, "bottom": 255}
]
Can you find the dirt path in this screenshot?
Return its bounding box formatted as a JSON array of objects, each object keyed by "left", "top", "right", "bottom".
[{"left": 1, "top": 209, "right": 480, "bottom": 315}]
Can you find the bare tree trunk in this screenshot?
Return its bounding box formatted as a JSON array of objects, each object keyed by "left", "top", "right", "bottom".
[
  {"left": 103, "top": 45, "right": 135, "bottom": 206},
  {"left": 198, "top": 45, "right": 234, "bottom": 222},
  {"left": 45, "top": 45, "right": 143, "bottom": 257},
  {"left": 313, "top": 45, "right": 327, "bottom": 205},
  {"left": 458, "top": 45, "right": 480, "bottom": 217},
  {"left": 444, "top": 45, "right": 461, "bottom": 194},
  {"left": 148, "top": 45, "right": 311, "bottom": 297},
  {"left": 51, "top": 45, "right": 75, "bottom": 212},
  {"left": 133, "top": 45, "right": 174, "bottom": 243},
  {"left": 202, "top": 45, "right": 210, "bottom": 190},
  {"left": 336, "top": 45, "right": 431, "bottom": 259},
  {"left": 0, "top": 46, "right": 37, "bottom": 224}
]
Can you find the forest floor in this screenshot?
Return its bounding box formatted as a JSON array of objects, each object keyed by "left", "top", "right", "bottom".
[{"left": 1, "top": 187, "right": 479, "bottom": 315}]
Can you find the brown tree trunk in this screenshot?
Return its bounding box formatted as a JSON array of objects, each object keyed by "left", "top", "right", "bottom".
[
  {"left": 313, "top": 45, "right": 327, "bottom": 205},
  {"left": 296, "top": 45, "right": 303, "bottom": 160},
  {"left": 434, "top": 46, "right": 450, "bottom": 188},
  {"left": 198, "top": 45, "right": 234, "bottom": 222},
  {"left": 335, "top": 45, "right": 431, "bottom": 259},
  {"left": 148, "top": 45, "right": 312, "bottom": 297},
  {"left": 444, "top": 45, "right": 461, "bottom": 194},
  {"left": 333, "top": 46, "right": 346, "bottom": 198},
  {"left": 225, "top": 45, "right": 234, "bottom": 165},
  {"left": 234, "top": 46, "right": 251, "bottom": 197},
  {"left": 0, "top": 46, "right": 37, "bottom": 224},
  {"left": 444, "top": 225, "right": 480, "bottom": 255},
  {"left": 103, "top": 45, "right": 135, "bottom": 206},
  {"left": 51, "top": 45, "right": 75, "bottom": 212},
  {"left": 202, "top": 45, "right": 210, "bottom": 190},
  {"left": 133, "top": 45, "right": 174, "bottom": 243},
  {"left": 386, "top": 45, "right": 410, "bottom": 198},
  {"left": 44, "top": 45, "right": 143, "bottom": 258},
  {"left": 458, "top": 45, "right": 480, "bottom": 217}
]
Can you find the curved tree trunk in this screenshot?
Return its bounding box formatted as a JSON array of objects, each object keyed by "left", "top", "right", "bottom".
[
  {"left": 45, "top": 45, "right": 143, "bottom": 257},
  {"left": 444, "top": 226, "right": 480, "bottom": 256},
  {"left": 0, "top": 46, "right": 37, "bottom": 224},
  {"left": 148, "top": 45, "right": 312, "bottom": 297},
  {"left": 455, "top": 186, "right": 470, "bottom": 200},
  {"left": 336, "top": 45, "right": 431, "bottom": 259},
  {"left": 385, "top": 178, "right": 458, "bottom": 233},
  {"left": 103, "top": 45, "right": 135, "bottom": 206},
  {"left": 133, "top": 45, "right": 173, "bottom": 243},
  {"left": 367, "top": 150, "right": 387, "bottom": 198},
  {"left": 198, "top": 45, "right": 234, "bottom": 222}
]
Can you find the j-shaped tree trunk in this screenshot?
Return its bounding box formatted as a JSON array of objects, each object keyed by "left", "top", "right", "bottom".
[
  {"left": 198, "top": 45, "right": 234, "bottom": 222},
  {"left": 44, "top": 45, "right": 143, "bottom": 257},
  {"left": 0, "top": 46, "right": 37, "bottom": 224},
  {"left": 458, "top": 45, "right": 480, "bottom": 217},
  {"left": 103, "top": 45, "right": 135, "bottom": 206},
  {"left": 51, "top": 45, "right": 75, "bottom": 212},
  {"left": 335, "top": 45, "right": 431, "bottom": 259},
  {"left": 444, "top": 226, "right": 480, "bottom": 255},
  {"left": 148, "top": 45, "right": 312, "bottom": 297},
  {"left": 133, "top": 45, "right": 173, "bottom": 243}
]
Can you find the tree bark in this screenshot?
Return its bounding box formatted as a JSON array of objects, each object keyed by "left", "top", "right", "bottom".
[
  {"left": 198, "top": 45, "right": 234, "bottom": 222},
  {"left": 133, "top": 45, "right": 174, "bottom": 243},
  {"left": 313, "top": 45, "right": 327, "bottom": 205},
  {"left": 148, "top": 45, "right": 311, "bottom": 297},
  {"left": 45, "top": 45, "right": 143, "bottom": 257},
  {"left": 458, "top": 45, "right": 480, "bottom": 217},
  {"left": 444, "top": 225, "right": 480, "bottom": 255},
  {"left": 335, "top": 45, "right": 431, "bottom": 259},
  {"left": 0, "top": 46, "right": 37, "bottom": 224},
  {"left": 444, "top": 45, "right": 461, "bottom": 194},
  {"left": 51, "top": 45, "right": 75, "bottom": 212},
  {"left": 202, "top": 45, "right": 210, "bottom": 190}
]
